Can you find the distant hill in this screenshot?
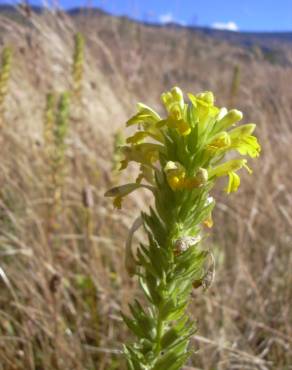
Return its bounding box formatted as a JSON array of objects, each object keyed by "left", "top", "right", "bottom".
[
  {"left": 1, "top": 4, "right": 292, "bottom": 67},
  {"left": 1, "top": 4, "right": 292, "bottom": 48},
  {"left": 1, "top": 4, "right": 292, "bottom": 66}
]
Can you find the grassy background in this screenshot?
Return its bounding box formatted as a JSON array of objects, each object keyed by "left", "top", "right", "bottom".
[{"left": 0, "top": 7, "right": 291, "bottom": 370}]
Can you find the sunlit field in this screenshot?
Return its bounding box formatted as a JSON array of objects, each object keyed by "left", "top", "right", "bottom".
[{"left": 0, "top": 5, "right": 291, "bottom": 370}]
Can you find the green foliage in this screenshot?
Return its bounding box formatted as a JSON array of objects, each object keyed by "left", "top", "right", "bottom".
[
  {"left": 0, "top": 46, "right": 12, "bottom": 123},
  {"left": 44, "top": 92, "right": 70, "bottom": 233},
  {"left": 112, "top": 129, "right": 126, "bottom": 173},
  {"left": 72, "top": 32, "right": 85, "bottom": 99},
  {"left": 106, "top": 86, "right": 261, "bottom": 369},
  {"left": 229, "top": 64, "right": 240, "bottom": 106}
]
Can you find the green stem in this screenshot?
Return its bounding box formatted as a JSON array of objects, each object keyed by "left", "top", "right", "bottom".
[{"left": 155, "top": 311, "right": 164, "bottom": 356}]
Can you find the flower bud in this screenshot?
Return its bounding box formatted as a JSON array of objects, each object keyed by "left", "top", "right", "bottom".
[
  {"left": 196, "top": 91, "right": 214, "bottom": 105},
  {"left": 216, "top": 109, "right": 243, "bottom": 131},
  {"left": 174, "top": 235, "right": 201, "bottom": 255},
  {"left": 164, "top": 161, "right": 186, "bottom": 191},
  {"left": 184, "top": 168, "right": 208, "bottom": 189}
]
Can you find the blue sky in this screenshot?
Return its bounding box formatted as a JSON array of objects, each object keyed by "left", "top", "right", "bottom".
[{"left": 2, "top": 0, "right": 292, "bottom": 32}]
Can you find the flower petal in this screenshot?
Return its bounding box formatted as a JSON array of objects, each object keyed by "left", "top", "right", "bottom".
[{"left": 225, "top": 171, "right": 240, "bottom": 193}]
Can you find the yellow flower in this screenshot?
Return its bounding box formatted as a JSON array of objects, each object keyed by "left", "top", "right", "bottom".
[
  {"left": 225, "top": 171, "right": 240, "bottom": 193},
  {"left": 164, "top": 161, "right": 186, "bottom": 191},
  {"left": 228, "top": 124, "right": 261, "bottom": 158},
  {"left": 159, "top": 87, "right": 192, "bottom": 136},
  {"left": 214, "top": 109, "right": 243, "bottom": 132},
  {"left": 161, "top": 87, "right": 185, "bottom": 121},
  {"left": 188, "top": 91, "right": 219, "bottom": 122},
  {"left": 207, "top": 131, "right": 231, "bottom": 152},
  {"left": 209, "top": 158, "right": 251, "bottom": 178},
  {"left": 157, "top": 117, "right": 191, "bottom": 136},
  {"left": 126, "top": 103, "right": 164, "bottom": 143},
  {"left": 184, "top": 168, "right": 208, "bottom": 189},
  {"left": 164, "top": 164, "right": 209, "bottom": 191},
  {"left": 127, "top": 103, "right": 161, "bottom": 127},
  {"left": 208, "top": 159, "right": 251, "bottom": 193},
  {"left": 119, "top": 143, "right": 163, "bottom": 170}
]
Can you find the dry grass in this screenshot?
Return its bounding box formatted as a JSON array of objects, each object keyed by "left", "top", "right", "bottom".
[{"left": 0, "top": 8, "right": 291, "bottom": 370}]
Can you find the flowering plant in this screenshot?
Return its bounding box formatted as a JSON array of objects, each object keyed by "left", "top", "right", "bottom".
[{"left": 105, "top": 87, "right": 260, "bottom": 369}]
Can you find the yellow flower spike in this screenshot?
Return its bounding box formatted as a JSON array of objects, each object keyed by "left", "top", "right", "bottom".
[
  {"left": 105, "top": 87, "right": 261, "bottom": 368},
  {"left": 164, "top": 161, "right": 186, "bottom": 191},
  {"left": 215, "top": 109, "right": 243, "bottom": 132},
  {"left": 225, "top": 171, "right": 241, "bottom": 193}
]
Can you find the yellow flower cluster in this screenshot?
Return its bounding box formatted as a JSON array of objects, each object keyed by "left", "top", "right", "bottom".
[{"left": 105, "top": 87, "right": 261, "bottom": 208}]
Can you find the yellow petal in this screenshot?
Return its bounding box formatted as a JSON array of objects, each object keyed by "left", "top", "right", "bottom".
[
  {"left": 225, "top": 171, "right": 240, "bottom": 193},
  {"left": 203, "top": 215, "right": 213, "bottom": 228},
  {"left": 228, "top": 123, "right": 256, "bottom": 137},
  {"left": 208, "top": 159, "right": 248, "bottom": 178},
  {"left": 177, "top": 119, "right": 191, "bottom": 136},
  {"left": 161, "top": 87, "right": 184, "bottom": 121},
  {"left": 207, "top": 132, "right": 231, "bottom": 151},
  {"left": 164, "top": 161, "right": 186, "bottom": 191}
]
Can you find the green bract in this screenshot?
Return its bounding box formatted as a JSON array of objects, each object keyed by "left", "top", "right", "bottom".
[{"left": 105, "top": 87, "right": 261, "bottom": 369}]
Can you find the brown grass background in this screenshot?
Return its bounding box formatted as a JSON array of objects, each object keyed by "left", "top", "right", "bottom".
[{"left": 0, "top": 7, "right": 291, "bottom": 370}]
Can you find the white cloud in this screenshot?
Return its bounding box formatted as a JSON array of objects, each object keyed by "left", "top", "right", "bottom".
[
  {"left": 159, "top": 12, "right": 174, "bottom": 24},
  {"left": 212, "top": 21, "right": 239, "bottom": 32}
]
